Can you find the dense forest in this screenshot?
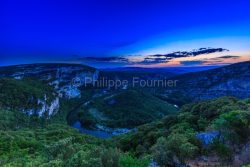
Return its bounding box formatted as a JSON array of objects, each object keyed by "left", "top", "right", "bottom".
[{"left": 1, "top": 95, "right": 250, "bottom": 166}]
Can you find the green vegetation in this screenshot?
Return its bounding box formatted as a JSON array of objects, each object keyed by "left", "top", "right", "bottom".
[
  {"left": 1, "top": 74, "right": 250, "bottom": 166},
  {"left": 119, "top": 153, "right": 150, "bottom": 167},
  {"left": 114, "top": 97, "right": 250, "bottom": 166},
  {"left": 0, "top": 78, "right": 55, "bottom": 114},
  {"left": 78, "top": 90, "right": 178, "bottom": 128},
  {"left": 1, "top": 91, "right": 250, "bottom": 166},
  {"left": 243, "top": 165, "right": 250, "bottom": 167},
  {"left": 0, "top": 109, "right": 49, "bottom": 130},
  {"left": 51, "top": 89, "right": 96, "bottom": 124},
  {"left": 0, "top": 81, "right": 150, "bottom": 166},
  {"left": 155, "top": 92, "right": 192, "bottom": 107},
  {"left": 0, "top": 123, "right": 102, "bottom": 166},
  {"left": 0, "top": 109, "right": 150, "bottom": 167}
]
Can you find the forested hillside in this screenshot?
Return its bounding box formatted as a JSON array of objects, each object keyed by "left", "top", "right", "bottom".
[
  {"left": 114, "top": 97, "right": 250, "bottom": 166},
  {"left": 0, "top": 63, "right": 250, "bottom": 166}
]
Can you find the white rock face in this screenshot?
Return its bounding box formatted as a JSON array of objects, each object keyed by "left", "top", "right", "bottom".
[
  {"left": 0, "top": 64, "right": 99, "bottom": 118},
  {"left": 3, "top": 64, "right": 99, "bottom": 100},
  {"left": 60, "top": 85, "right": 81, "bottom": 99},
  {"left": 52, "top": 67, "right": 99, "bottom": 99},
  {"left": 37, "top": 99, "right": 46, "bottom": 116},
  {"left": 36, "top": 95, "right": 60, "bottom": 117},
  {"left": 56, "top": 70, "right": 99, "bottom": 99},
  {"left": 14, "top": 76, "right": 23, "bottom": 80},
  {"left": 48, "top": 97, "right": 59, "bottom": 116}
]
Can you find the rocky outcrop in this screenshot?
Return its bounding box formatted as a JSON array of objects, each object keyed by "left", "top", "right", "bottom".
[
  {"left": 166, "top": 61, "right": 250, "bottom": 100},
  {"left": 59, "top": 85, "right": 81, "bottom": 98},
  {"left": 233, "top": 141, "right": 250, "bottom": 167},
  {"left": 0, "top": 63, "right": 99, "bottom": 99},
  {"left": 148, "top": 160, "right": 159, "bottom": 167},
  {"left": 188, "top": 141, "right": 250, "bottom": 167},
  {"left": 0, "top": 64, "right": 99, "bottom": 118},
  {"left": 24, "top": 95, "right": 59, "bottom": 117},
  {"left": 188, "top": 155, "right": 221, "bottom": 167},
  {"left": 196, "top": 131, "right": 220, "bottom": 147}
]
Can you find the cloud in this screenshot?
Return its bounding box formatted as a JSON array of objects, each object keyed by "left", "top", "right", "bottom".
[
  {"left": 216, "top": 55, "right": 239, "bottom": 59},
  {"left": 137, "top": 47, "right": 229, "bottom": 65},
  {"left": 148, "top": 47, "right": 228, "bottom": 59},
  {"left": 138, "top": 57, "right": 169, "bottom": 64},
  {"left": 76, "top": 47, "right": 231, "bottom": 66},
  {"left": 203, "top": 55, "right": 240, "bottom": 63},
  {"left": 78, "top": 56, "right": 129, "bottom": 63},
  {"left": 179, "top": 55, "right": 240, "bottom": 66}
]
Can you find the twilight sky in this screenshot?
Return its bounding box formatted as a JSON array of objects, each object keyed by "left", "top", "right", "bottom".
[{"left": 1, "top": 0, "right": 250, "bottom": 68}]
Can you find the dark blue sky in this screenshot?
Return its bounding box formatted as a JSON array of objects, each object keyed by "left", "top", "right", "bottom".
[{"left": 1, "top": 0, "right": 250, "bottom": 67}]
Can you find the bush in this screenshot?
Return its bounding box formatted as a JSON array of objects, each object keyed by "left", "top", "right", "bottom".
[
  {"left": 101, "top": 148, "right": 120, "bottom": 167},
  {"left": 212, "top": 110, "right": 250, "bottom": 143},
  {"left": 209, "top": 140, "right": 232, "bottom": 159},
  {"left": 67, "top": 148, "right": 103, "bottom": 167},
  {"left": 150, "top": 137, "right": 174, "bottom": 166},
  {"left": 166, "top": 133, "right": 198, "bottom": 163},
  {"left": 119, "top": 153, "right": 150, "bottom": 167},
  {"left": 41, "top": 160, "right": 64, "bottom": 167}
]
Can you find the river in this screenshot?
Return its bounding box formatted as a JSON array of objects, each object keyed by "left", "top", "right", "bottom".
[{"left": 72, "top": 121, "right": 131, "bottom": 139}]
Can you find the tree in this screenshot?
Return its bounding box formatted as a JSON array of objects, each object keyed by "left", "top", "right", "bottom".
[
  {"left": 101, "top": 148, "right": 120, "bottom": 167},
  {"left": 119, "top": 153, "right": 150, "bottom": 167},
  {"left": 166, "top": 133, "right": 198, "bottom": 163},
  {"left": 150, "top": 137, "right": 174, "bottom": 166},
  {"left": 67, "top": 149, "right": 103, "bottom": 167}
]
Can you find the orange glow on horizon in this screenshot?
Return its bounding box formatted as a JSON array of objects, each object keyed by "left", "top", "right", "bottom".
[{"left": 127, "top": 51, "right": 250, "bottom": 68}]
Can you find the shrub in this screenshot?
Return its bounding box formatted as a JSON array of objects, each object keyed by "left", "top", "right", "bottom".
[
  {"left": 150, "top": 137, "right": 174, "bottom": 166},
  {"left": 101, "top": 148, "right": 120, "bottom": 167},
  {"left": 166, "top": 133, "right": 198, "bottom": 162},
  {"left": 119, "top": 153, "right": 150, "bottom": 167},
  {"left": 67, "top": 148, "right": 103, "bottom": 167}
]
